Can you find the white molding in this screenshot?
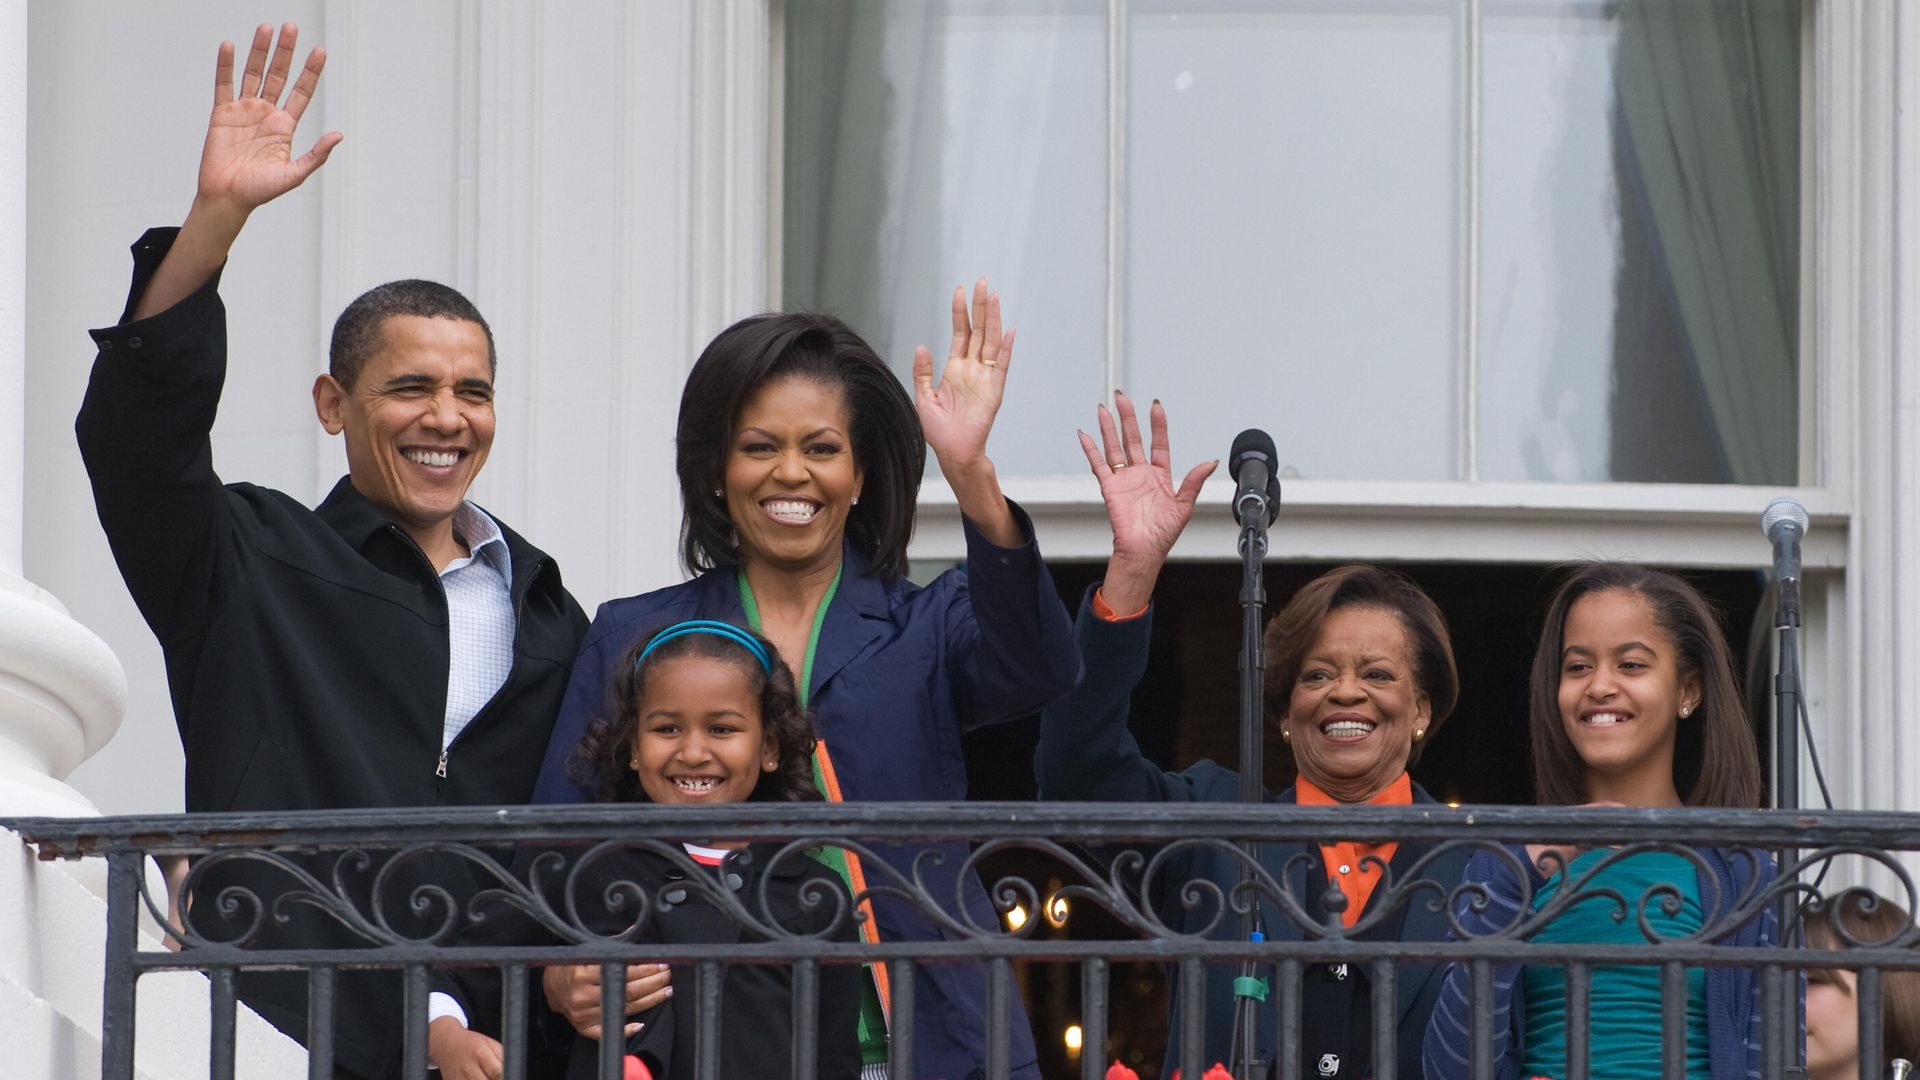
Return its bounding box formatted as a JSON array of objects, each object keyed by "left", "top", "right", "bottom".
[
  {"left": 1815, "top": 0, "right": 1920, "bottom": 823},
  {"left": 0, "top": 0, "right": 21, "bottom": 575},
  {"left": 314, "top": 2, "right": 364, "bottom": 507},
  {"left": 687, "top": 0, "right": 772, "bottom": 355},
  {"left": 908, "top": 476, "right": 1845, "bottom": 568}
]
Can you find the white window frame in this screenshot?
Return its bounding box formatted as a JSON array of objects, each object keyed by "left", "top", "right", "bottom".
[{"left": 735, "top": 1, "right": 1920, "bottom": 839}]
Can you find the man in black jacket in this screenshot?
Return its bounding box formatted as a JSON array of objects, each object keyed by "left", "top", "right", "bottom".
[{"left": 75, "top": 25, "right": 589, "bottom": 1078}]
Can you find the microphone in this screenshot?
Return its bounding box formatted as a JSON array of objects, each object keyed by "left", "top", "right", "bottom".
[
  {"left": 1230, "top": 429, "right": 1280, "bottom": 530},
  {"left": 1761, "top": 496, "right": 1809, "bottom": 628}
]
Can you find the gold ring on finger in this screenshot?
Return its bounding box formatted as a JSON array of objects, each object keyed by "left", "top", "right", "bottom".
[{"left": 1111, "top": 461, "right": 1129, "bottom": 470}]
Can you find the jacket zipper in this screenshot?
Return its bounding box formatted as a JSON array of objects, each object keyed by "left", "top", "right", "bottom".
[{"left": 388, "top": 524, "right": 541, "bottom": 790}]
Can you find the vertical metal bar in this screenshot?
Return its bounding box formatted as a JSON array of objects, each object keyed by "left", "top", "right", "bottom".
[
  {"left": 100, "top": 852, "right": 141, "bottom": 1080},
  {"left": 988, "top": 957, "right": 1012, "bottom": 1080},
  {"left": 501, "top": 963, "right": 528, "bottom": 1080},
  {"left": 1372, "top": 960, "right": 1397, "bottom": 1080},
  {"left": 1179, "top": 957, "right": 1206, "bottom": 1080},
  {"left": 1661, "top": 962, "right": 1685, "bottom": 1077},
  {"left": 600, "top": 961, "right": 625, "bottom": 1080},
  {"left": 208, "top": 968, "right": 237, "bottom": 1080},
  {"left": 1080, "top": 959, "right": 1109, "bottom": 1080},
  {"left": 791, "top": 958, "right": 819, "bottom": 1080},
  {"left": 1565, "top": 962, "right": 1590, "bottom": 1080},
  {"left": 696, "top": 959, "right": 723, "bottom": 1080},
  {"left": 403, "top": 965, "right": 431, "bottom": 1079},
  {"left": 1762, "top": 962, "right": 1789, "bottom": 1075},
  {"left": 1104, "top": 0, "right": 1129, "bottom": 392},
  {"left": 1275, "top": 958, "right": 1302, "bottom": 1080},
  {"left": 888, "top": 959, "right": 915, "bottom": 1078},
  {"left": 1470, "top": 959, "right": 1494, "bottom": 1080},
  {"left": 307, "top": 967, "right": 335, "bottom": 1080},
  {"left": 1860, "top": 964, "right": 1885, "bottom": 1078},
  {"left": 1457, "top": 0, "right": 1484, "bottom": 480}
]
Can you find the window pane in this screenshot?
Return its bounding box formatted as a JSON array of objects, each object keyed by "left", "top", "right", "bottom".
[
  {"left": 783, "top": 0, "right": 1107, "bottom": 476},
  {"left": 1125, "top": 2, "right": 1461, "bottom": 480},
  {"left": 1477, "top": 0, "right": 1800, "bottom": 484}
]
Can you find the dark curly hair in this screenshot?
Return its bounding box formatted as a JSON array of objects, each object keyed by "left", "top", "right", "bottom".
[
  {"left": 328, "top": 279, "right": 496, "bottom": 389},
  {"left": 675, "top": 312, "right": 925, "bottom": 581},
  {"left": 567, "top": 623, "right": 820, "bottom": 804}
]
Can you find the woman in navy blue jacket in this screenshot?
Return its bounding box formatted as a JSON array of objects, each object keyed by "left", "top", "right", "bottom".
[
  {"left": 528, "top": 284, "right": 1080, "bottom": 1079},
  {"left": 1423, "top": 563, "right": 1779, "bottom": 1080}
]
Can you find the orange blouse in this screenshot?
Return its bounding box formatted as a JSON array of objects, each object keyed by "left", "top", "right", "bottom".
[{"left": 1294, "top": 772, "right": 1413, "bottom": 928}]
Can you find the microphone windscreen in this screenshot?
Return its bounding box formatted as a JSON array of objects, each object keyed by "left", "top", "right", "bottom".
[
  {"left": 1229, "top": 428, "right": 1278, "bottom": 480},
  {"left": 1760, "top": 496, "right": 1809, "bottom": 538}
]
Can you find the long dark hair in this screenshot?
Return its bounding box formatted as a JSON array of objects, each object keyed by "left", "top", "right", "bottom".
[
  {"left": 1262, "top": 564, "right": 1460, "bottom": 766},
  {"left": 675, "top": 312, "right": 924, "bottom": 581},
  {"left": 1527, "top": 563, "right": 1763, "bottom": 808},
  {"left": 568, "top": 623, "right": 820, "bottom": 804}
]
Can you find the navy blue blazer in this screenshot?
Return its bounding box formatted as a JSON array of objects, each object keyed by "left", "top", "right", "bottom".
[
  {"left": 531, "top": 506, "right": 1080, "bottom": 1080},
  {"left": 1035, "top": 590, "right": 1470, "bottom": 1079}
]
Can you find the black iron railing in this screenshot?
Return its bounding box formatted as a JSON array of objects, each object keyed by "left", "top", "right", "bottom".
[{"left": 10, "top": 803, "right": 1920, "bottom": 1080}]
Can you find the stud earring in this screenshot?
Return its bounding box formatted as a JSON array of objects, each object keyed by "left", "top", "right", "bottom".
[
  {"left": 1280, "top": 727, "right": 1291, "bottom": 743},
  {"left": 1413, "top": 728, "right": 1426, "bottom": 743},
  {"left": 851, "top": 495, "right": 860, "bottom": 507},
  {"left": 1680, "top": 706, "right": 1692, "bottom": 719},
  {"left": 766, "top": 758, "right": 778, "bottom": 769},
  {"left": 713, "top": 487, "right": 723, "bottom": 498}
]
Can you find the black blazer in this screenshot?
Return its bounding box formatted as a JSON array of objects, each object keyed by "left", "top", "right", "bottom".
[
  {"left": 438, "top": 838, "right": 863, "bottom": 1079},
  {"left": 1035, "top": 590, "right": 1472, "bottom": 1079}
]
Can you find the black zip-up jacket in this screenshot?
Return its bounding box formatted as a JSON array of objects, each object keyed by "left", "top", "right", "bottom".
[{"left": 76, "top": 228, "right": 589, "bottom": 1077}]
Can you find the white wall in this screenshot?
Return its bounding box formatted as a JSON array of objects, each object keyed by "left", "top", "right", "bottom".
[{"left": 26, "top": 2, "right": 725, "bottom": 814}]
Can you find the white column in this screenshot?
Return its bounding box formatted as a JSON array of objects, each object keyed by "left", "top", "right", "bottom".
[
  {"left": 0, "top": 0, "right": 125, "bottom": 820},
  {"left": 0, "top": 0, "right": 23, "bottom": 577}
]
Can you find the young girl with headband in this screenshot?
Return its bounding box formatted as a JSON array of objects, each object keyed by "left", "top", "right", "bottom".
[{"left": 427, "top": 620, "right": 861, "bottom": 1079}]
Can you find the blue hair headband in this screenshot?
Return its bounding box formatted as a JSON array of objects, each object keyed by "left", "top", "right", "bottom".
[{"left": 636, "top": 620, "right": 773, "bottom": 674}]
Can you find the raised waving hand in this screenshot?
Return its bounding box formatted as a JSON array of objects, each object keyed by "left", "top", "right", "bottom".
[
  {"left": 1079, "top": 391, "right": 1218, "bottom": 614},
  {"left": 913, "top": 278, "right": 1021, "bottom": 546},
  {"left": 197, "top": 22, "right": 340, "bottom": 214},
  {"left": 133, "top": 23, "right": 342, "bottom": 321}
]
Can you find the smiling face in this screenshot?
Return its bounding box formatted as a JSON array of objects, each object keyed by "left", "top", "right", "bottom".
[
  {"left": 724, "top": 375, "right": 863, "bottom": 575},
  {"left": 1280, "top": 605, "right": 1431, "bottom": 802},
  {"left": 313, "top": 314, "right": 495, "bottom": 562},
  {"left": 1555, "top": 588, "right": 1701, "bottom": 806},
  {"left": 629, "top": 655, "right": 778, "bottom": 807}
]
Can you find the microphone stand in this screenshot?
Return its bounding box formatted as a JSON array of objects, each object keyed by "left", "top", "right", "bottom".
[
  {"left": 1772, "top": 549, "right": 1804, "bottom": 1060},
  {"left": 1230, "top": 518, "right": 1269, "bottom": 1080},
  {"left": 1773, "top": 574, "right": 1801, "bottom": 819}
]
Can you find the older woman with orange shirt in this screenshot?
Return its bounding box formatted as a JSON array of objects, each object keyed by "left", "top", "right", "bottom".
[{"left": 1035, "top": 392, "right": 1473, "bottom": 1079}]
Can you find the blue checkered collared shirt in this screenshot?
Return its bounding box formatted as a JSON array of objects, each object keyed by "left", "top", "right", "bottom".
[{"left": 438, "top": 502, "right": 515, "bottom": 752}]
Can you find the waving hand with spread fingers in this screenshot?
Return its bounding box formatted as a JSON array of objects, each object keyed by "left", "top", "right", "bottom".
[
  {"left": 1078, "top": 391, "right": 1219, "bottom": 614},
  {"left": 134, "top": 22, "right": 343, "bottom": 321},
  {"left": 913, "top": 278, "right": 1024, "bottom": 546}
]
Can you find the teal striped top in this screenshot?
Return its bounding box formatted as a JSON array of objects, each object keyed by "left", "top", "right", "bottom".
[{"left": 1519, "top": 849, "right": 1711, "bottom": 1079}]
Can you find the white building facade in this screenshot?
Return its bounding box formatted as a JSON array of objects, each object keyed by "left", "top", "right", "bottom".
[{"left": 2, "top": 0, "right": 1918, "bottom": 1072}]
